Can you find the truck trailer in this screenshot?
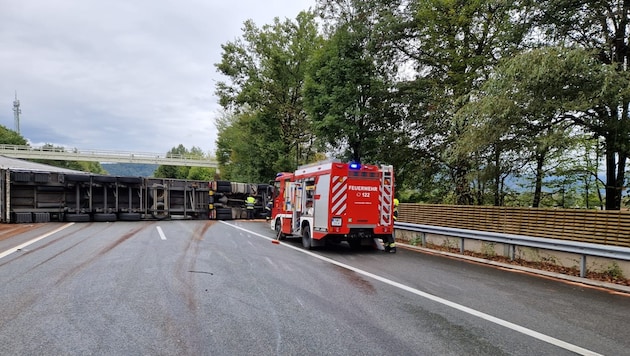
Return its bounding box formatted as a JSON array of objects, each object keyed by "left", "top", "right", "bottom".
[{"left": 0, "top": 156, "right": 271, "bottom": 223}]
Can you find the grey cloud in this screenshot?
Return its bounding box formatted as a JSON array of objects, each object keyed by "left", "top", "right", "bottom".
[{"left": 1, "top": 0, "right": 314, "bottom": 155}]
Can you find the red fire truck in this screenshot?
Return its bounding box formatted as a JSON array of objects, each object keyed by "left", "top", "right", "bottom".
[{"left": 270, "top": 160, "right": 395, "bottom": 250}]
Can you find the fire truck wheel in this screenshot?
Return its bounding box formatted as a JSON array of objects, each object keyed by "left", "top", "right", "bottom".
[
  {"left": 274, "top": 219, "right": 286, "bottom": 240},
  {"left": 301, "top": 226, "right": 312, "bottom": 250}
]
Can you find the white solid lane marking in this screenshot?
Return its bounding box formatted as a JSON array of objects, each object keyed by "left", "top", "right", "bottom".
[
  {"left": 221, "top": 221, "right": 602, "bottom": 356},
  {"left": 0, "top": 223, "right": 75, "bottom": 260},
  {"left": 156, "top": 226, "right": 167, "bottom": 240}
]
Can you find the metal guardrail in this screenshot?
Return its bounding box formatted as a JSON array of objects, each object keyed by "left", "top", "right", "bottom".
[
  {"left": 395, "top": 222, "right": 630, "bottom": 278},
  {"left": 0, "top": 144, "right": 218, "bottom": 168}
]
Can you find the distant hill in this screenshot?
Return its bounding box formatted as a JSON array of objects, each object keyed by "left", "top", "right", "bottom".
[{"left": 101, "top": 163, "right": 158, "bottom": 177}]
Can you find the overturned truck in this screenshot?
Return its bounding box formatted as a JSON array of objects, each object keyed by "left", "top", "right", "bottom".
[
  {"left": 1, "top": 167, "right": 271, "bottom": 223},
  {"left": 209, "top": 181, "right": 272, "bottom": 220}
]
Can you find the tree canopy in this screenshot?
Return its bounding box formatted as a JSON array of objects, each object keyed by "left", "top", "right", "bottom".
[
  {"left": 215, "top": 11, "right": 322, "bottom": 180},
  {"left": 214, "top": 0, "right": 630, "bottom": 209},
  {"left": 154, "top": 145, "right": 216, "bottom": 180}
]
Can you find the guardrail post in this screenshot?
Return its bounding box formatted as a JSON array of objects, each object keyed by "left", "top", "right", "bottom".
[
  {"left": 421, "top": 232, "right": 427, "bottom": 247},
  {"left": 460, "top": 238, "right": 464, "bottom": 254},
  {"left": 580, "top": 255, "right": 587, "bottom": 278},
  {"left": 506, "top": 244, "right": 515, "bottom": 261}
]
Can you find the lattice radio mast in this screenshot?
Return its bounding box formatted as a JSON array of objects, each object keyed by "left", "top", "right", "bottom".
[{"left": 12, "top": 91, "right": 21, "bottom": 133}]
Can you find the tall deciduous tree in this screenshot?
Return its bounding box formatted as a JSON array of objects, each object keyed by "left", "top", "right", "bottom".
[
  {"left": 465, "top": 47, "right": 628, "bottom": 207},
  {"left": 215, "top": 11, "right": 321, "bottom": 180},
  {"left": 537, "top": 0, "right": 630, "bottom": 209},
  {"left": 303, "top": 20, "right": 389, "bottom": 162},
  {"left": 215, "top": 110, "right": 270, "bottom": 182},
  {"left": 389, "top": 0, "right": 536, "bottom": 204}
]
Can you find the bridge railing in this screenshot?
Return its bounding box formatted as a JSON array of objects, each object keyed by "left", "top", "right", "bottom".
[
  {"left": 0, "top": 144, "right": 218, "bottom": 167},
  {"left": 395, "top": 222, "right": 630, "bottom": 278}
]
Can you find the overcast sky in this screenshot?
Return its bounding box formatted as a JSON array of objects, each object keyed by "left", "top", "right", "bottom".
[{"left": 0, "top": 0, "right": 315, "bottom": 156}]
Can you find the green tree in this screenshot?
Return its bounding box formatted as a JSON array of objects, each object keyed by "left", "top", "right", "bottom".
[
  {"left": 304, "top": 7, "right": 391, "bottom": 163},
  {"left": 463, "top": 47, "right": 628, "bottom": 207},
  {"left": 0, "top": 125, "right": 28, "bottom": 145},
  {"left": 215, "top": 110, "right": 267, "bottom": 182},
  {"left": 537, "top": 0, "right": 630, "bottom": 209},
  {"left": 215, "top": 11, "right": 321, "bottom": 181},
  {"left": 382, "top": 0, "right": 536, "bottom": 204},
  {"left": 304, "top": 1, "right": 405, "bottom": 165},
  {"left": 154, "top": 145, "right": 215, "bottom": 179}
]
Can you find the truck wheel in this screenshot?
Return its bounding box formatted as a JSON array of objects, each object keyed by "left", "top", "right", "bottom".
[
  {"left": 151, "top": 202, "right": 169, "bottom": 220},
  {"left": 92, "top": 175, "right": 117, "bottom": 183},
  {"left": 118, "top": 212, "right": 141, "bottom": 221},
  {"left": 216, "top": 181, "right": 231, "bottom": 193},
  {"left": 150, "top": 184, "right": 166, "bottom": 202},
  {"left": 275, "top": 219, "right": 286, "bottom": 240},
  {"left": 301, "top": 226, "right": 312, "bottom": 250},
  {"left": 118, "top": 176, "right": 143, "bottom": 185},
  {"left": 93, "top": 213, "right": 117, "bottom": 222},
  {"left": 66, "top": 213, "right": 91, "bottom": 222},
  {"left": 64, "top": 174, "right": 91, "bottom": 182},
  {"left": 216, "top": 208, "right": 232, "bottom": 220}
]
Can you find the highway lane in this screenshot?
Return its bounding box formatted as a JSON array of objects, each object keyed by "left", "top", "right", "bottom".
[{"left": 0, "top": 220, "right": 627, "bottom": 355}]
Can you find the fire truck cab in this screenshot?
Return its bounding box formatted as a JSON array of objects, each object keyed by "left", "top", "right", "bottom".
[{"left": 270, "top": 160, "right": 395, "bottom": 250}]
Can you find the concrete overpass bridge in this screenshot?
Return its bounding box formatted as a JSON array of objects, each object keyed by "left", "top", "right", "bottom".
[{"left": 0, "top": 144, "right": 218, "bottom": 168}]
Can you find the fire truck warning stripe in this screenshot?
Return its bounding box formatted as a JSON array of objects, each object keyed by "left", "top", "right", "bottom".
[
  {"left": 332, "top": 196, "right": 346, "bottom": 215},
  {"left": 331, "top": 176, "right": 347, "bottom": 215},
  {"left": 332, "top": 185, "right": 346, "bottom": 202},
  {"left": 333, "top": 203, "right": 346, "bottom": 215}
]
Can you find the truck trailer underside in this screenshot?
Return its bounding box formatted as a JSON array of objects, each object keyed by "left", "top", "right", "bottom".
[{"left": 1, "top": 168, "right": 270, "bottom": 223}]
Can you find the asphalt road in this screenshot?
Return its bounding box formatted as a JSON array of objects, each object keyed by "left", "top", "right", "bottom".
[{"left": 0, "top": 220, "right": 628, "bottom": 356}]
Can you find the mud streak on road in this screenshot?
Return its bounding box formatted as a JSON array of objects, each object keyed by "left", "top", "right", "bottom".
[{"left": 54, "top": 223, "right": 152, "bottom": 287}]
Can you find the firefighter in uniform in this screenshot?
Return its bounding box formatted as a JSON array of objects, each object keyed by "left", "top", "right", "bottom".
[
  {"left": 385, "top": 198, "right": 399, "bottom": 253},
  {"left": 246, "top": 195, "right": 256, "bottom": 220}
]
